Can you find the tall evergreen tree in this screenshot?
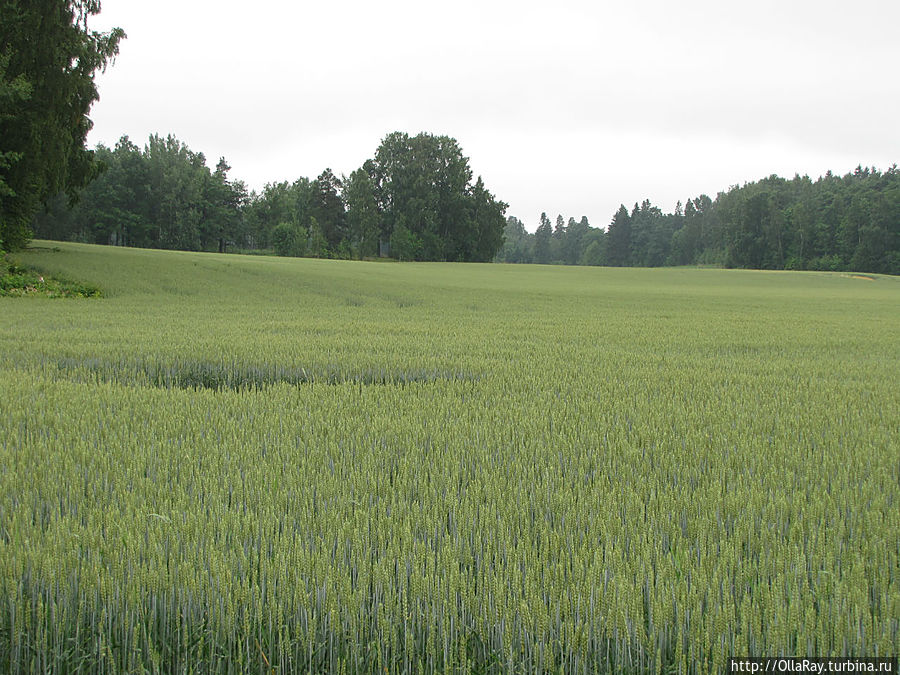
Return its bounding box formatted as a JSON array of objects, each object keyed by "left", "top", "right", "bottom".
[
  {"left": 0, "top": 1, "right": 124, "bottom": 250},
  {"left": 468, "top": 176, "right": 507, "bottom": 262},
  {"left": 311, "top": 168, "right": 346, "bottom": 251},
  {"left": 605, "top": 205, "right": 631, "bottom": 266},
  {"left": 534, "top": 212, "right": 553, "bottom": 264},
  {"left": 344, "top": 168, "right": 380, "bottom": 258}
]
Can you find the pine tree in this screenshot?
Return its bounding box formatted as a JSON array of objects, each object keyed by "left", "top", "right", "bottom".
[{"left": 534, "top": 212, "right": 553, "bottom": 264}]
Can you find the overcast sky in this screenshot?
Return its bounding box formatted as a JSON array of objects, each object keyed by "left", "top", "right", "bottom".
[{"left": 87, "top": 0, "right": 900, "bottom": 232}]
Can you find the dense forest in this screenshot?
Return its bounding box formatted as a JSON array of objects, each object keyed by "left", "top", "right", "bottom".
[
  {"left": 32, "top": 133, "right": 899, "bottom": 274},
  {"left": 33, "top": 131, "right": 507, "bottom": 263},
  {"left": 499, "top": 167, "right": 900, "bottom": 275}
]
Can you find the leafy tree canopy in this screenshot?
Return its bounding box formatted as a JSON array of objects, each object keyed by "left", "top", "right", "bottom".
[
  {"left": 0, "top": 1, "right": 124, "bottom": 250},
  {"left": 371, "top": 132, "right": 506, "bottom": 262}
]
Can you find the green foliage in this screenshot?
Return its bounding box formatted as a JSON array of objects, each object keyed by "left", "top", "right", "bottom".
[
  {"left": 389, "top": 222, "right": 422, "bottom": 261},
  {"left": 242, "top": 177, "right": 312, "bottom": 251},
  {"left": 311, "top": 168, "right": 346, "bottom": 249},
  {"left": 33, "top": 134, "right": 248, "bottom": 252},
  {"left": 307, "top": 216, "right": 329, "bottom": 258},
  {"left": 0, "top": 0, "right": 124, "bottom": 251},
  {"left": 344, "top": 168, "right": 380, "bottom": 258},
  {"left": 36, "top": 130, "right": 509, "bottom": 263},
  {"left": 496, "top": 216, "right": 533, "bottom": 263},
  {"left": 510, "top": 167, "right": 898, "bottom": 275},
  {"left": 468, "top": 177, "right": 507, "bottom": 262},
  {"left": 579, "top": 239, "right": 604, "bottom": 266},
  {"left": 0, "top": 253, "right": 100, "bottom": 297},
  {"left": 44, "top": 134, "right": 899, "bottom": 276},
  {"left": 206, "top": 157, "right": 248, "bottom": 253},
  {"left": 533, "top": 212, "right": 552, "bottom": 264},
  {"left": 605, "top": 205, "right": 632, "bottom": 266},
  {"left": 1, "top": 242, "right": 898, "bottom": 671},
  {"left": 271, "top": 221, "right": 305, "bottom": 257},
  {"left": 371, "top": 131, "right": 507, "bottom": 261},
  {"left": 674, "top": 168, "right": 899, "bottom": 274}
]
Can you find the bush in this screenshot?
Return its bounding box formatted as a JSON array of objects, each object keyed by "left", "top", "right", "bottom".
[
  {"left": 806, "top": 254, "right": 844, "bottom": 272},
  {"left": 579, "top": 241, "right": 604, "bottom": 266},
  {"left": 390, "top": 224, "right": 423, "bottom": 261},
  {"left": 0, "top": 255, "right": 101, "bottom": 297},
  {"left": 271, "top": 222, "right": 305, "bottom": 257}
]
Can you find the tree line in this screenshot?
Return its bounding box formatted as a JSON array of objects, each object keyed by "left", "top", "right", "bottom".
[
  {"left": 33, "top": 131, "right": 508, "bottom": 262},
  {"left": 497, "top": 167, "right": 900, "bottom": 275},
  {"left": 30, "top": 138, "right": 900, "bottom": 275}
]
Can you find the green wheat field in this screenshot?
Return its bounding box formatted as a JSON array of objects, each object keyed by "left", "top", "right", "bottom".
[{"left": 1, "top": 242, "right": 898, "bottom": 673}]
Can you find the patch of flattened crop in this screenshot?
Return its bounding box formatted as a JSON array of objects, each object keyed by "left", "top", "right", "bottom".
[{"left": 51, "top": 357, "right": 477, "bottom": 391}]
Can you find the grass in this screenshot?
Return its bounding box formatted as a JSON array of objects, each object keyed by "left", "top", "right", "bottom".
[{"left": 1, "top": 241, "right": 898, "bottom": 673}]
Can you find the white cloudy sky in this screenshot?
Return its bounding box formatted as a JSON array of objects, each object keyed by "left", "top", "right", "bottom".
[{"left": 87, "top": 0, "right": 900, "bottom": 231}]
